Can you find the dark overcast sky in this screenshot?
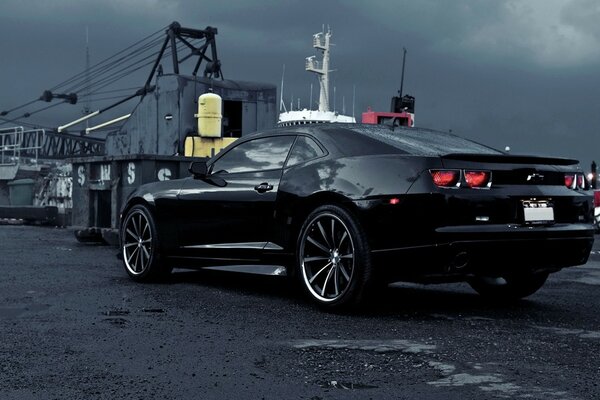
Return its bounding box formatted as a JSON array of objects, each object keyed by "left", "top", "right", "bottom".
[{"left": 1, "top": 0, "right": 599, "bottom": 168}]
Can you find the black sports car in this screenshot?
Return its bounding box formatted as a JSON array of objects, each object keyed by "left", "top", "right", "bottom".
[{"left": 119, "top": 124, "right": 595, "bottom": 309}]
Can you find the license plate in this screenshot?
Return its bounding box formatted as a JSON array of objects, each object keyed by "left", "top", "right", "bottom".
[{"left": 523, "top": 200, "right": 554, "bottom": 224}]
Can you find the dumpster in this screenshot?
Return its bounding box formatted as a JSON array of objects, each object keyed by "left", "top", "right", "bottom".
[{"left": 7, "top": 178, "right": 35, "bottom": 206}]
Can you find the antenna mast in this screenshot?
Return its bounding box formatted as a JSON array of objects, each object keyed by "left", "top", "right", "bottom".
[
  {"left": 305, "top": 27, "right": 331, "bottom": 112},
  {"left": 399, "top": 47, "right": 407, "bottom": 97},
  {"left": 279, "top": 64, "right": 287, "bottom": 113},
  {"left": 84, "top": 26, "right": 91, "bottom": 128}
]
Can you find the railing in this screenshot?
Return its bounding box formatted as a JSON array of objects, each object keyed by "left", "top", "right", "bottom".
[
  {"left": 22, "top": 129, "right": 105, "bottom": 159},
  {"left": 1, "top": 126, "right": 105, "bottom": 163},
  {"left": 0, "top": 127, "right": 45, "bottom": 166},
  {"left": 0, "top": 126, "right": 22, "bottom": 165}
]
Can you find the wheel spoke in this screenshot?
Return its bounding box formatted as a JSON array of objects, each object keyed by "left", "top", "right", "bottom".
[
  {"left": 138, "top": 245, "right": 144, "bottom": 271},
  {"left": 317, "top": 221, "right": 331, "bottom": 248},
  {"left": 309, "top": 262, "right": 333, "bottom": 284},
  {"left": 132, "top": 215, "right": 139, "bottom": 236},
  {"left": 127, "top": 247, "right": 137, "bottom": 263},
  {"left": 126, "top": 228, "right": 137, "bottom": 239},
  {"left": 341, "top": 253, "right": 353, "bottom": 259},
  {"left": 304, "top": 256, "right": 329, "bottom": 263},
  {"left": 339, "top": 263, "right": 350, "bottom": 281},
  {"left": 331, "top": 219, "right": 336, "bottom": 249},
  {"left": 135, "top": 246, "right": 142, "bottom": 272},
  {"left": 123, "top": 242, "right": 138, "bottom": 248},
  {"left": 142, "top": 220, "right": 149, "bottom": 238},
  {"left": 141, "top": 244, "right": 150, "bottom": 260},
  {"left": 127, "top": 247, "right": 138, "bottom": 268},
  {"left": 321, "top": 264, "right": 336, "bottom": 297},
  {"left": 141, "top": 239, "right": 152, "bottom": 244},
  {"left": 337, "top": 231, "right": 348, "bottom": 249},
  {"left": 307, "top": 236, "right": 330, "bottom": 254},
  {"left": 333, "top": 265, "right": 339, "bottom": 297}
]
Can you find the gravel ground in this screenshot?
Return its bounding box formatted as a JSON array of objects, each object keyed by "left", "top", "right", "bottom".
[{"left": 1, "top": 224, "right": 599, "bottom": 399}]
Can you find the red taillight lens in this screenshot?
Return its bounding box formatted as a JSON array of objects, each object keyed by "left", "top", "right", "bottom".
[
  {"left": 430, "top": 170, "right": 460, "bottom": 187},
  {"left": 564, "top": 174, "right": 575, "bottom": 188},
  {"left": 576, "top": 174, "right": 585, "bottom": 189},
  {"left": 464, "top": 170, "right": 491, "bottom": 188},
  {"left": 594, "top": 190, "right": 600, "bottom": 207}
]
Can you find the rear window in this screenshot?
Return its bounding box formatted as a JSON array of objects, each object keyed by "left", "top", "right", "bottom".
[{"left": 323, "top": 125, "right": 503, "bottom": 156}]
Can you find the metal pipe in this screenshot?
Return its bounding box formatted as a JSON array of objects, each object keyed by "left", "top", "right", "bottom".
[
  {"left": 85, "top": 114, "right": 131, "bottom": 135},
  {"left": 399, "top": 47, "right": 407, "bottom": 98},
  {"left": 58, "top": 110, "right": 100, "bottom": 132}
]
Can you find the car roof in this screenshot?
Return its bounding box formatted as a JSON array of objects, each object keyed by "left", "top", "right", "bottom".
[{"left": 244, "top": 123, "right": 503, "bottom": 157}]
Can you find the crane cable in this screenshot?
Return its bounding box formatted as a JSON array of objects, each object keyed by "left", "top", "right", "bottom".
[
  {"left": 0, "top": 34, "right": 204, "bottom": 126},
  {"left": 50, "top": 25, "right": 168, "bottom": 91},
  {"left": 0, "top": 25, "right": 168, "bottom": 117}
]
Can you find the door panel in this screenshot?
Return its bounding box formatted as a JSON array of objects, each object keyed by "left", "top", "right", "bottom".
[{"left": 176, "top": 169, "right": 282, "bottom": 258}]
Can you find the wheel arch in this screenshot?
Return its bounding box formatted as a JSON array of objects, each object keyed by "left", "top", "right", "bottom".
[
  {"left": 120, "top": 197, "right": 156, "bottom": 227},
  {"left": 283, "top": 191, "right": 361, "bottom": 268},
  {"left": 119, "top": 197, "right": 169, "bottom": 248}
]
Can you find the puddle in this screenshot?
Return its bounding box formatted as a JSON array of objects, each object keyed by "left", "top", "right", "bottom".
[
  {"left": 103, "top": 310, "right": 130, "bottom": 316},
  {"left": 103, "top": 317, "right": 129, "bottom": 326},
  {"left": 428, "top": 361, "right": 456, "bottom": 375},
  {"left": 429, "top": 372, "right": 504, "bottom": 387},
  {"left": 533, "top": 325, "right": 600, "bottom": 340},
  {"left": 54, "top": 246, "right": 72, "bottom": 251},
  {"left": 291, "top": 339, "right": 436, "bottom": 354},
  {"left": 0, "top": 304, "right": 50, "bottom": 319},
  {"left": 0, "top": 307, "right": 26, "bottom": 319},
  {"left": 318, "top": 380, "right": 378, "bottom": 390}
]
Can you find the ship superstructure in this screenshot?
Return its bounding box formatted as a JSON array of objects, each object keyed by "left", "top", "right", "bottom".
[{"left": 278, "top": 28, "right": 355, "bottom": 127}]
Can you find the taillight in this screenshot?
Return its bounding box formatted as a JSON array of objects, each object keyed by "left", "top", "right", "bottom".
[
  {"left": 430, "top": 170, "right": 460, "bottom": 187},
  {"left": 565, "top": 173, "right": 587, "bottom": 189},
  {"left": 464, "top": 170, "right": 491, "bottom": 188},
  {"left": 564, "top": 174, "right": 575, "bottom": 189},
  {"left": 576, "top": 174, "right": 585, "bottom": 189},
  {"left": 594, "top": 191, "right": 600, "bottom": 208}
]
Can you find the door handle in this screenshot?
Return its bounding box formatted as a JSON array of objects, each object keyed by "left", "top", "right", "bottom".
[{"left": 254, "top": 182, "right": 274, "bottom": 193}]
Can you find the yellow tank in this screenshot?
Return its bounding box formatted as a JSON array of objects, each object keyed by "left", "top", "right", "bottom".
[
  {"left": 184, "top": 136, "right": 237, "bottom": 158},
  {"left": 195, "top": 92, "right": 222, "bottom": 137}
]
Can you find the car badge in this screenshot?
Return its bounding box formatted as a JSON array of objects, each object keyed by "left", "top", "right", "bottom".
[{"left": 526, "top": 173, "right": 544, "bottom": 182}]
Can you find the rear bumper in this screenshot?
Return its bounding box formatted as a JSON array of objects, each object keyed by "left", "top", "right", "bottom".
[{"left": 372, "top": 223, "right": 594, "bottom": 282}]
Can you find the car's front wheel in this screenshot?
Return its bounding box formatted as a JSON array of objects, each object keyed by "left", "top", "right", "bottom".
[
  {"left": 468, "top": 271, "right": 549, "bottom": 300},
  {"left": 296, "top": 205, "right": 373, "bottom": 310},
  {"left": 121, "top": 204, "right": 171, "bottom": 281}
]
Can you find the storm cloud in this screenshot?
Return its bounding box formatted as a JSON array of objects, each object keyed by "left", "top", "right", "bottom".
[{"left": 0, "top": 0, "right": 598, "bottom": 168}]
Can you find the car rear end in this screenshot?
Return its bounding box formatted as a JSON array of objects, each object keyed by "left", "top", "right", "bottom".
[{"left": 372, "top": 153, "right": 595, "bottom": 281}]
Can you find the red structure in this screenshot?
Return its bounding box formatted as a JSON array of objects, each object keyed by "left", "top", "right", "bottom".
[{"left": 362, "top": 108, "right": 414, "bottom": 127}]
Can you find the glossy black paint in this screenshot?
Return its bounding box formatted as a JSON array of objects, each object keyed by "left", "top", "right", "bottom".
[{"left": 120, "top": 124, "right": 595, "bottom": 283}]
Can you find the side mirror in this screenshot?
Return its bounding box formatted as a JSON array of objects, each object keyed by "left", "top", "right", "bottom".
[{"left": 189, "top": 161, "right": 208, "bottom": 179}]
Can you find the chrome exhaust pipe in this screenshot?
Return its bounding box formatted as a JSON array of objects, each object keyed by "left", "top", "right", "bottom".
[{"left": 450, "top": 251, "right": 470, "bottom": 271}]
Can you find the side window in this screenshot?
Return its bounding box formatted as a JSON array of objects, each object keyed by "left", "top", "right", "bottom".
[
  {"left": 211, "top": 136, "right": 294, "bottom": 174},
  {"left": 286, "top": 136, "right": 325, "bottom": 167}
]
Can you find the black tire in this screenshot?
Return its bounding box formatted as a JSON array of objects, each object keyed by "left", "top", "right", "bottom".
[
  {"left": 468, "top": 271, "right": 549, "bottom": 300},
  {"left": 296, "top": 204, "right": 373, "bottom": 310},
  {"left": 120, "top": 204, "right": 171, "bottom": 282}
]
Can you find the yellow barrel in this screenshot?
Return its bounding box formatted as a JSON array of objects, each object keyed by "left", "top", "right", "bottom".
[{"left": 195, "top": 92, "right": 222, "bottom": 137}]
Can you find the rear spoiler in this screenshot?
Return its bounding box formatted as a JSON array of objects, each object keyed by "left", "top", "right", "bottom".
[{"left": 442, "top": 153, "right": 579, "bottom": 166}]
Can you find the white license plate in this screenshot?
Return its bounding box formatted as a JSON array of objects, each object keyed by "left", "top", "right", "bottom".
[{"left": 523, "top": 200, "right": 554, "bottom": 223}]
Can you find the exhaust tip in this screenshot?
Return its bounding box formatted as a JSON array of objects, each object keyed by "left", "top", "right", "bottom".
[{"left": 450, "top": 251, "right": 470, "bottom": 270}]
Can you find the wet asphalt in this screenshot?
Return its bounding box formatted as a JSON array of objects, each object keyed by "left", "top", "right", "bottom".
[{"left": 0, "top": 224, "right": 599, "bottom": 399}]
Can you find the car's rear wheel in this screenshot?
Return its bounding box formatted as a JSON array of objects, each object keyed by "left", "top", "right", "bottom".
[
  {"left": 121, "top": 204, "right": 171, "bottom": 281},
  {"left": 297, "top": 205, "right": 373, "bottom": 310},
  {"left": 468, "top": 271, "right": 549, "bottom": 300}
]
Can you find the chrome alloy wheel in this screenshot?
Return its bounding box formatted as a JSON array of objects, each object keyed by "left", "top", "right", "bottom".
[
  {"left": 300, "top": 213, "right": 355, "bottom": 303},
  {"left": 122, "top": 210, "right": 153, "bottom": 275}
]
